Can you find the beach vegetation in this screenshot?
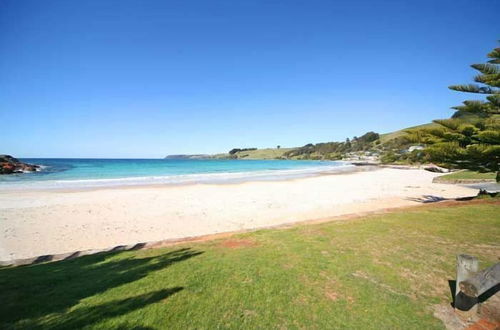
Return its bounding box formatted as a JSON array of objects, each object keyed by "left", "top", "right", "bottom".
[
  {"left": 215, "top": 45, "right": 500, "bottom": 170},
  {"left": 434, "top": 170, "right": 496, "bottom": 182},
  {"left": 229, "top": 148, "right": 258, "bottom": 155},
  {"left": 219, "top": 148, "right": 295, "bottom": 160},
  {"left": 408, "top": 44, "right": 500, "bottom": 181},
  {"left": 380, "top": 151, "right": 399, "bottom": 164},
  {"left": 282, "top": 131, "right": 380, "bottom": 160}
]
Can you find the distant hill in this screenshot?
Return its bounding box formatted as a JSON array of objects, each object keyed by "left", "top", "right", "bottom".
[
  {"left": 217, "top": 121, "right": 440, "bottom": 160},
  {"left": 212, "top": 148, "right": 296, "bottom": 160},
  {"left": 164, "top": 154, "right": 212, "bottom": 159},
  {"left": 170, "top": 114, "right": 488, "bottom": 161}
]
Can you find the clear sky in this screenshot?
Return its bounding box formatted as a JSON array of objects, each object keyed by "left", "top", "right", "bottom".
[{"left": 1, "top": 0, "right": 498, "bottom": 158}]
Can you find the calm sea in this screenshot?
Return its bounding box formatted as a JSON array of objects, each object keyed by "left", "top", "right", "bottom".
[{"left": 0, "top": 158, "right": 353, "bottom": 190}]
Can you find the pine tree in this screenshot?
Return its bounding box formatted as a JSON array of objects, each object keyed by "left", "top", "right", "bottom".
[
  {"left": 449, "top": 46, "right": 500, "bottom": 117},
  {"left": 411, "top": 44, "right": 500, "bottom": 181}
]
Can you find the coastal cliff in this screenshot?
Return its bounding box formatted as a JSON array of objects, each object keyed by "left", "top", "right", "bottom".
[{"left": 0, "top": 155, "right": 40, "bottom": 174}]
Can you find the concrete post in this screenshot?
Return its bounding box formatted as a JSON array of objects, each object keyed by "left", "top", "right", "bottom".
[{"left": 455, "top": 254, "right": 479, "bottom": 311}]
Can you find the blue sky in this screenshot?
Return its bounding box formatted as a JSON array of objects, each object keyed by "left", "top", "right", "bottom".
[{"left": 1, "top": 0, "right": 498, "bottom": 158}]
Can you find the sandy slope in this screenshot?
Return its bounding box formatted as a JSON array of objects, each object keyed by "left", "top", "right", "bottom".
[{"left": 0, "top": 168, "right": 477, "bottom": 261}]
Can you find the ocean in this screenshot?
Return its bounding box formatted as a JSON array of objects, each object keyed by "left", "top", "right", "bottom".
[{"left": 0, "top": 158, "right": 354, "bottom": 190}]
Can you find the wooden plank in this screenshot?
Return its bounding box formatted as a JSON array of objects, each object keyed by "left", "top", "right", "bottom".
[{"left": 459, "top": 263, "right": 500, "bottom": 297}]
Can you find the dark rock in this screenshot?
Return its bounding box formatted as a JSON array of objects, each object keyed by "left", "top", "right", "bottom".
[
  {"left": 0, "top": 155, "right": 40, "bottom": 175},
  {"left": 0, "top": 162, "right": 15, "bottom": 174},
  {"left": 423, "top": 164, "right": 450, "bottom": 173},
  {"left": 0, "top": 155, "right": 20, "bottom": 163}
]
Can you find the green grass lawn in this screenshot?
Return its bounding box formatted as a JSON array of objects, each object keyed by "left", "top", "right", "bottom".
[
  {"left": 1, "top": 201, "right": 499, "bottom": 329},
  {"left": 436, "top": 170, "right": 496, "bottom": 182}
]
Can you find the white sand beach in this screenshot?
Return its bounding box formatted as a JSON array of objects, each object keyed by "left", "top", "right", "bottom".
[{"left": 0, "top": 168, "right": 477, "bottom": 261}]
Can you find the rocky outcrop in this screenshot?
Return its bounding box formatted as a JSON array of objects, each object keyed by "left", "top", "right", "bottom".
[
  {"left": 0, "top": 155, "right": 40, "bottom": 174},
  {"left": 423, "top": 164, "right": 450, "bottom": 173}
]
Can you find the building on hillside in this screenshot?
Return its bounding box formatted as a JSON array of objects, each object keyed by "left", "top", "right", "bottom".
[
  {"left": 343, "top": 151, "right": 380, "bottom": 164},
  {"left": 407, "top": 145, "right": 424, "bottom": 152}
]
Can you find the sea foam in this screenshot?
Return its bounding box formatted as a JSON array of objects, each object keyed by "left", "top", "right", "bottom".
[{"left": 0, "top": 162, "right": 356, "bottom": 190}]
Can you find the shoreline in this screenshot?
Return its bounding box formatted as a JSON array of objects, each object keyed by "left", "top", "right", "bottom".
[
  {"left": 0, "top": 168, "right": 478, "bottom": 262},
  {"left": 0, "top": 163, "right": 376, "bottom": 193}
]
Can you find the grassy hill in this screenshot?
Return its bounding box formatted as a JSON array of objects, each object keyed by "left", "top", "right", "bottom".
[
  {"left": 378, "top": 122, "right": 439, "bottom": 144},
  {"left": 215, "top": 112, "right": 493, "bottom": 161},
  {"left": 221, "top": 123, "right": 426, "bottom": 160},
  {"left": 213, "top": 148, "right": 296, "bottom": 160},
  {"left": 379, "top": 112, "right": 491, "bottom": 145}
]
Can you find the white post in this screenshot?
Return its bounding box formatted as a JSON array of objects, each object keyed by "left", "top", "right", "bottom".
[{"left": 455, "top": 254, "right": 479, "bottom": 311}]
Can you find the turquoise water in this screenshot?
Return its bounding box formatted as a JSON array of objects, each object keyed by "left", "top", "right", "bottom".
[{"left": 0, "top": 159, "right": 353, "bottom": 190}]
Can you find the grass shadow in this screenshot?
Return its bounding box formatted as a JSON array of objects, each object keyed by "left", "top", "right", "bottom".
[
  {"left": 448, "top": 280, "right": 499, "bottom": 310},
  {"left": 35, "top": 288, "right": 183, "bottom": 329},
  {"left": 406, "top": 195, "right": 447, "bottom": 203},
  {"left": 479, "top": 283, "right": 500, "bottom": 304},
  {"left": 448, "top": 280, "right": 456, "bottom": 307},
  {"left": 0, "top": 248, "right": 202, "bottom": 328}
]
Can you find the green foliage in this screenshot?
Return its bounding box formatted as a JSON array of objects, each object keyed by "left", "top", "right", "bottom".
[
  {"left": 229, "top": 148, "right": 257, "bottom": 155},
  {"left": 284, "top": 131, "right": 380, "bottom": 160},
  {"left": 407, "top": 149, "right": 427, "bottom": 163},
  {"left": 221, "top": 147, "right": 296, "bottom": 160},
  {"left": 379, "top": 122, "right": 440, "bottom": 144},
  {"left": 487, "top": 47, "right": 500, "bottom": 64},
  {"left": 436, "top": 170, "right": 496, "bottom": 182},
  {"left": 358, "top": 131, "right": 380, "bottom": 142},
  {"left": 448, "top": 44, "right": 500, "bottom": 116},
  {"left": 414, "top": 44, "right": 500, "bottom": 180},
  {"left": 380, "top": 151, "right": 399, "bottom": 164},
  {"left": 379, "top": 149, "right": 426, "bottom": 165},
  {"left": 381, "top": 135, "right": 412, "bottom": 150}
]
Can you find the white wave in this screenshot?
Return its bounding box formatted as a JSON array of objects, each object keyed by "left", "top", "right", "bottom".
[
  {"left": 0, "top": 162, "right": 356, "bottom": 190},
  {"left": 36, "top": 165, "right": 49, "bottom": 171}
]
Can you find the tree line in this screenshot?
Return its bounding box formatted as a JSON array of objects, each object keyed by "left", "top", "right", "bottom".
[{"left": 407, "top": 43, "right": 499, "bottom": 181}]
